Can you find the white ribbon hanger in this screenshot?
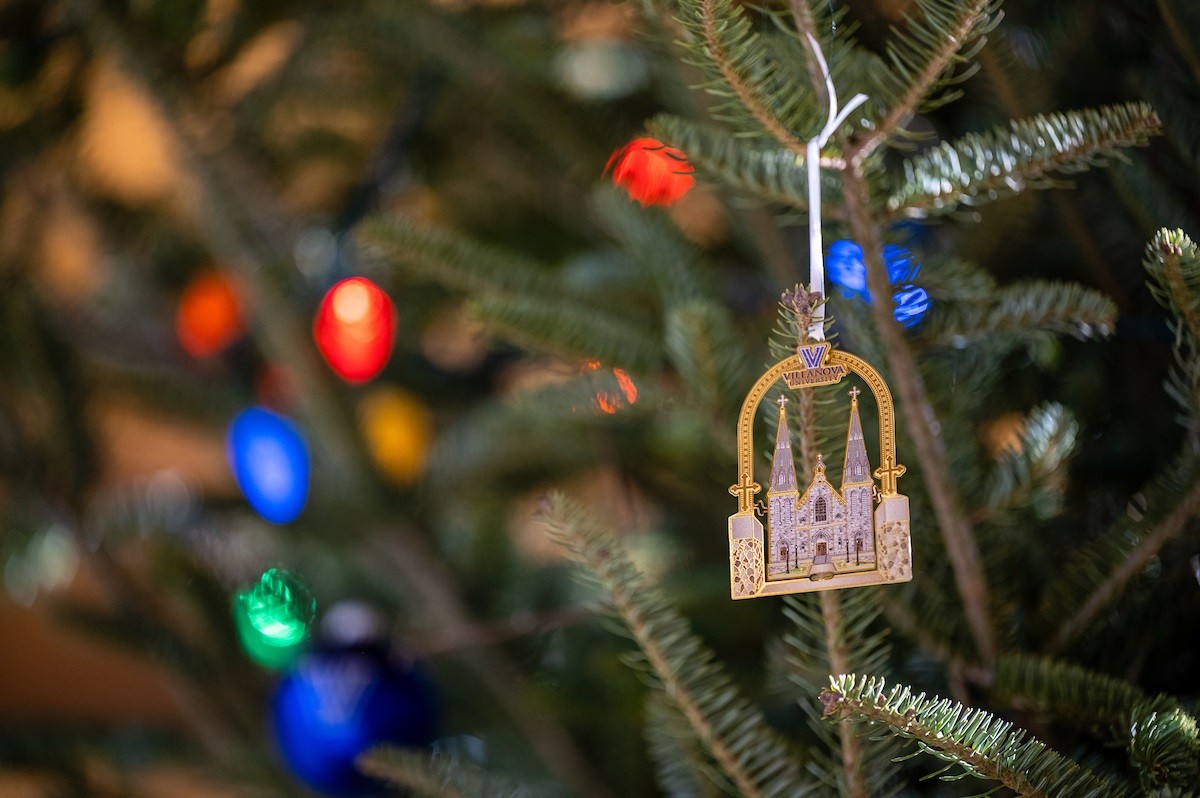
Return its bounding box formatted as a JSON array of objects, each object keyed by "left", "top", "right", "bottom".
[{"left": 803, "top": 31, "right": 868, "bottom": 342}]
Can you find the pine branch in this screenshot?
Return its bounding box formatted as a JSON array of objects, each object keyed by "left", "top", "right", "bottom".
[
  {"left": 537, "top": 494, "right": 817, "bottom": 798},
  {"left": 359, "top": 747, "right": 543, "bottom": 797},
  {"left": 469, "top": 292, "right": 664, "bottom": 374},
  {"left": 674, "top": 0, "right": 822, "bottom": 159},
  {"left": 820, "top": 675, "right": 1130, "bottom": 798},
  {"left": 1038, "top": 231, "right": 1200, "bottom": 650},
  {"left": 1146, "top": 229, "right": 1200, "bottom": 438},
  {"left": 978, "top": 403, "right": 1078, "bottom": 522},
  {"left": 851, "top": 0, "right": 1002, "bottom": 160},
  {"left": 1042, "top": 449, "right": 1200, "bottom": 654},
  {"left": 1145, "top": 229, "right": 1200, "bottom": 361},
  {"left": 425, "top": 377, "right": 664, "bottom": 497},
  {"left": 645, "top": 693, "right": 729, "bottom": 798},
  {"left": 887, "top": 103, "right": 1162, "bottom": 217},
  {"left": 589, "top": 185, "right": 716, "bottom": 303},
  {"left": 916, "top": 280, "right": 1117, "bottom": 349},
  {"left": 994, "top": 655, "right": 1200, "bottom": 791},
  {"left": 357, "top": 216, "right": 561, "bottom": 300},
  {"left": 782, "top": 593, "right": 897, "bottom": 798},
  {"left": 840, "top": 164, "right": 998, "bottom": 666},
  {"left": 649, "top": 116, "right": 813, "bottom": 209},
  {"left": 665, "top": 301, "right": 755, "bottom": 413},
  {"left": 996, "top": 654, "right": 1160, "bottom": 729}
]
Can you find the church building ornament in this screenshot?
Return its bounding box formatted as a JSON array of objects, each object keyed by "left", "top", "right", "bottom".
[
  {"left": 725, "top": 34, "right": 911, "bottom": 599},
  {"left": 727, "top": 342, "right": 913, "bottom": 599}
]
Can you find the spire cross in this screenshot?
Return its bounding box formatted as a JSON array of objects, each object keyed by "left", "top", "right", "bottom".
[
  {"left": 848, "top": 386, "right": 861, "bottom": 401},
  {"left": 776, "top": 394, "right": 789, "bottom": 409},
  {"left": 874, "top": 456, "right": 907, "bottom": 496},
  {"left": 729, "top": 474, "right": 761, "bottom": 513}
]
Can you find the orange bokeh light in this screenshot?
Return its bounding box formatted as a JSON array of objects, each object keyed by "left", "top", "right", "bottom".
[
  {"left": 584, "top": 360, "right": 638, "bottom": 414},
  {"left": 176, "top": 270, "right": 244, "bottom": 358}
]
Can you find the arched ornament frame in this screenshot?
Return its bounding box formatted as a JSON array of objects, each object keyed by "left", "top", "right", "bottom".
[{"left": 727, "top": 343, "right": 913, "bottom": 599}]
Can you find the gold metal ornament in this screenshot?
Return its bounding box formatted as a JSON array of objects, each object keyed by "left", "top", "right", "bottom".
[{"left": 728, "top": 341, "right": 912, "bottom": 599}]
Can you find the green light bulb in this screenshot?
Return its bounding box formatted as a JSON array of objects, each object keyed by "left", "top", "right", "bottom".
[{"left": 234, "top": 568, "right": 316, "bottom": 669}]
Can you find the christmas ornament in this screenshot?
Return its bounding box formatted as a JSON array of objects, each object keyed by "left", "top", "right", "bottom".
[
  {"left": 314, "top": 277, "right": 397, "bottom": 384},
  {"left": 176, "top": 270, "right": 243, "bottom": 358},
  {"left": 727, "top": 36, "right": 912, "bottom": 599},
  {"left": 272, "top": 641, "right": 437, "bottom": 794},
  {"left": 227, "top": 407, "right": 311, "bottom": 524},
  {"left": 606, "top": 137, "right": 694, "bottom": 206},
  {"left": 234, "top": 568, "right": 315, "bottom": 670},
  {"left": 582, "top": 360, "right": 638, "bottom": 414},
  {"left": 826, "top": 240, "right": 931, "bottom": 328},
  {"left": 358, "top": 387, "right": 433, "bottom": 486}
]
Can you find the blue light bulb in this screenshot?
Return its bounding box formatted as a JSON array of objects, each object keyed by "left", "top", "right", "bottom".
[
  {"left": 228, "top": 407, "right": 311, "bottom": 524},
  {"left": 893, "top": 286, "right": 931, "bottom": 329},
  {"left": 827, "top": 240, "right": 869, "bottom": 297},
  {"left": 825, "top": 239, "right": 931, "bottom": 328}
]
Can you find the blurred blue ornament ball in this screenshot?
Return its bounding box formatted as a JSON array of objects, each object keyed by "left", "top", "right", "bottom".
[
  {"left": 826, "top": 240, "right": 930, "bottom": 328},
  {"left": 227, "top": 407, "right": 310, "bottom": 525},
  {"left": 272, "top": 642, "right": 437, "bottom": 794}
]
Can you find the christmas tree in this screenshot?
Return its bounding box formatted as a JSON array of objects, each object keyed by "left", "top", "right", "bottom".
[{"left": 1, "top": 0, "right": 1198, "bottom": 795}]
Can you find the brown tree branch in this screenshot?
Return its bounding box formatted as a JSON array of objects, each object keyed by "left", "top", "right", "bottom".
[
  {"left": 839, "top": 163, "right": 998, "bottom": 667},
  {"left": 789, "top": 0, "right": 830, "bottom": 110},
  {"left": 1158, "top": 0, "right": 1200, "bottom": 89},
  {"left": 1045, "top": 479, "right": 1200, "bottom": 655},
  {"left": 791, "top": 358, "right": 866, "bottom": 798},
  {"left": 818, "top": 592, "right": 868, "bottom": 798}
]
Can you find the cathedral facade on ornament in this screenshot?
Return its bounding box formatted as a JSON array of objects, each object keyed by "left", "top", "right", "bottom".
[{"left": 767, "top": 389, "right": 876, "bottom": 579}]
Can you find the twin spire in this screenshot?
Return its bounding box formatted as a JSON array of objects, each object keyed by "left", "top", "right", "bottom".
[{"left": 769, "top": 389, "right": 872, "bottom": 494}]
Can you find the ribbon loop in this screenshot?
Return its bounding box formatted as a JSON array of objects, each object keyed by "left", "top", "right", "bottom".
[{"left": 802, "top": 31, "right": 869, "bottom": 342}]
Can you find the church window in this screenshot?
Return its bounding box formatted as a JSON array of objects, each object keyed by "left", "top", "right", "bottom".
[{"left": 814, "top": 497, "right": 827, "bottom": 522}]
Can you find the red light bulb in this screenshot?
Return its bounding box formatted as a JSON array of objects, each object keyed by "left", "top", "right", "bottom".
[
  {"left": 313, "top": 277, "right": 397, "bottom": 384},
  {"left": 606, "top": 137, "right": 695, "bottom": 207}
]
